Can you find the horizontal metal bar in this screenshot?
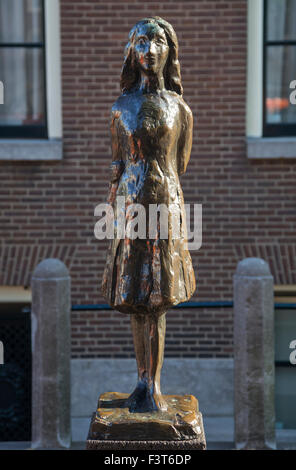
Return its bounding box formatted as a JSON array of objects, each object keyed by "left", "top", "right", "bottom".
[
  {"left": 275, "top": 361, "right": 294, "bottom": 367},
  {"left": 18, "top": 303, "right": 296, "bottom": 312},
  {"left": 71, "top": 301, "right": 296, "bottom": 311},
  {"left": 177, "top": 301, "right": 233, "bottom": 308},
  {"left": 263, "top": 124, "right": 296, "bottom": 138},
  {"left": 0, "top": 125, "right": 47, "bottom": 139},
  {"left": 72, "top": 304, "right": 112, "bottom": 311},
  {"left": 71, "top": 301, "right": 234, "bottom": 311},
  {"left": 0, "top": 42, "right": 44, "bottom": 48},
  {"left": 265, "top": 40, "right": 296, "bottom": 46},
  {"left": 275, "top": 303, "right": 296, "bottom": 309}
]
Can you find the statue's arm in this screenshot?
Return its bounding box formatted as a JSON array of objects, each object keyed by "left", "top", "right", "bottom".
[
  {"left": 107, "top": 108, "right": 125, "bottom": 204},
  {"left": 177, "top": 101, "right": 193, "bottom": 176}
]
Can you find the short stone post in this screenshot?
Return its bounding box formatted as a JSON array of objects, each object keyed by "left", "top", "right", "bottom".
[
  {"left": 233, "top": 258, "right": 276, "bottom": 450},
  {"left": 31, "top": 259, "right": 71, "bottom": 449}
]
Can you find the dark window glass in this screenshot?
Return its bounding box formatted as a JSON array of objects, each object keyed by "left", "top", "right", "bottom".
[
  {"left": 0, "top": 0, "right": 43, "bottom": 44},
  {"left": 266, "top": 46, "right": 296, "bottom": 124},
  {"left": 264, "top": 0, "right": 296, "bottom": 136},
  {"left": 267, "top": 0, "right": 296, "bottom": 41},
  {"left": 0, "top": 0, "right": 46, "bottom": 138},
  {"left": 275, "top": 308, "right": 296, "bottom": 429}
]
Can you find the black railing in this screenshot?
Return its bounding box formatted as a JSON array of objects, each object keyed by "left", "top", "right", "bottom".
[
  {"left": 70, "top": 301, "right": 296, "bottom": 369},
  {"left": 71, "top": 300, "right": 234, "bottom": 311},
  {"left": 71, "top": 301, "right": 296, "bottom": 311}
]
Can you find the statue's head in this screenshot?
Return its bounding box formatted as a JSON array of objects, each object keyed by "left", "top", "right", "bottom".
[{"left": 120, "top": 17, "right": 183, "bottom": 96}]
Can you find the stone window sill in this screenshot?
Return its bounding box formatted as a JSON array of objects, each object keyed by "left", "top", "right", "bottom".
[
  {"left": 0, "top": 139, "right": 63, "bottom": 161},
  {"left": 247, "top": 137, "right": 296, "bottom": 159}
]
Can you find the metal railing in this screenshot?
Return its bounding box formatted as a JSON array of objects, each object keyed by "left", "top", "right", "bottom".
[
  {"left": 70, "top": 301, "right": 296, "bottom": 369},
  {"left": 71, "top": 300, "right": 234, "bottom": 311},
  {"left": 71, "top": 301, "right": 296, "bottom": 311}
]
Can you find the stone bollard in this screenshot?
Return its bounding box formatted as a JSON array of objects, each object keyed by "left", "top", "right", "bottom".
[
  {"left": 31, "top": 259, "right": 71, "bottom": 449},
  {"left": 233, "top": 258, "right": 276, "bottom": 450}
]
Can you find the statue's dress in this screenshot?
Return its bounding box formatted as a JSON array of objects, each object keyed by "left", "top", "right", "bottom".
[{"left": 102, "top": 89, "right": 196, "bottom": 314}]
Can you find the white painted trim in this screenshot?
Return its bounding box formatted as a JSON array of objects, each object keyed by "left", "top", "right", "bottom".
[
  {"left": 0, "top": 80, "right": 3, "bottom": 105},
  {"left": 0, "top": 341, "right": 3, "bottom": 365},
  {"left": 247, "top": 0, "right": 264, "bottom": 137},
  {"left": 0, "top": 286, "right": 32, "bottom": 303},
  {"left": 247, "top": 137, "right": 296, "bottom": 159},
  {"left": 44, "top": 0, "right": 62, "bottom": 139},
  {"left": 0, "top": 139, "right": 62, "bottom": 160}
]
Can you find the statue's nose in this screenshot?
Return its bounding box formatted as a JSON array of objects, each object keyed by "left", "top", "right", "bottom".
[{"left": 147, "top": 41, "right": 157, "bottom": 56}]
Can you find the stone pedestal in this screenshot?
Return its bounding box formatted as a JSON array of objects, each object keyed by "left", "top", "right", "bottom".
[
  {"left": 233, "top": 257, "right": 276, "bottom": 450},
  {"left": 86, "top": 392, "right": 206, "bottom": 450},
  {"left": 31, "top": 259, "right": 71, "bottom": 449}
]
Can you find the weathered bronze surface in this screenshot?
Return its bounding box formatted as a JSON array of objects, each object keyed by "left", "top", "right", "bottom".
[
  {"left": 89, "top": 392, "right": 203, "bottom": 442},
  {"left": 102, "top": 16, "right": 196, "bottom": 315},
  {"left": 99, "top": 17, "right": 197, "bottom": 416}
]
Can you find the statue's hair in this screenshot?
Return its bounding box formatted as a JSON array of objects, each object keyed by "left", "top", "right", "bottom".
[{"left": 120, "top": 16, "right": 183, "bottom": 96}]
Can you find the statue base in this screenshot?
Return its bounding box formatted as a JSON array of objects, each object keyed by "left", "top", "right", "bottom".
[{"left": 86, "top": 392, "right": 206, "bottom": 450}]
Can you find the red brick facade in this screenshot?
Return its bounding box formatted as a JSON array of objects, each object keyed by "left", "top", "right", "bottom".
[
  {"left": 1, "top": 0, "right": 296, "bottom": 358},
  {"left": 71, "top": 307, "right": 233, "bottom": 358}
]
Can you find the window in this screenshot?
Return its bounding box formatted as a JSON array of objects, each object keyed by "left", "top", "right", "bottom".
[
  {"left": 247, "top": 0, "right": 296, "bottom": 158},
  {"left": 0, "top": 0, "right": 62, "bottom": 160},
  {"left": 274, "top": 286, "right": 296, "bottom": 429},
  {"left": 263, "top": 0, "right": 296, "bottom": 137},
  {"left": 0, "top": 0, "right": 47, "bottom": 138}
]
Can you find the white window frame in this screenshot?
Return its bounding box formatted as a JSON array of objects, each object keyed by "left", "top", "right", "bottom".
[
  {"left": 45, "top": 0, "right": 62, "bottom": 141},
  {"left": 0, "top": 0, "right": 63, "bottom": 160},
  {"left": 247, "top": 0, "right": 296, "bottom": 158},
  {"left": 247, "top": 0, "right": 264, "bottom": 138}
]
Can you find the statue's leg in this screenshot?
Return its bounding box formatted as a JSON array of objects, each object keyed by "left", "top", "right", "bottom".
[
  {"left": 145, "top": 312, "right": 167, "bottom": 409},
  {"left": 130, "top": 312, "right": 146, "bottom": 386},
  {"left": 127, "top": 311, "right": 167, "bottom": 413}
]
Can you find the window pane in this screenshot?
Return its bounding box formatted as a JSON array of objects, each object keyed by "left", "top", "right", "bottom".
[
  {"left": 267, "top": 0, "right": 296, "bottom": 41},
  {"left": 0, "top": 0, "right": 43, "bottom": 44},
  {"left": 275, "top": 367, "right": 296, "bottom": 429},
  {"left": 275, "top": 309, "right": 296, "bottom": 429},
  {"left": 0, "top": 48, "right": 45, "bottom": 126},
  {"left": 266, "top": 46, "right": 296, "bottom": 124},
  {"left": 275, "top": 309, "right": 296, "bottom": 361}
]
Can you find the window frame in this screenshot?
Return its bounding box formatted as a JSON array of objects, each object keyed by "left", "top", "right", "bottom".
[
  {"left": 247, "top": 0, "right": 296, "bottom": 158},
  {"left": 263, "top": 0, "right": 296, "bottom": 137},
  {"left": 0, "top": 0, "right": 62, "bottom": 160},
  {"left": 0, "top": 0, "right": 48, "bottom": 139}
]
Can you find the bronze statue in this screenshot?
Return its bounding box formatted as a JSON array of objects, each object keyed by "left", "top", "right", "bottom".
[
  {"left": 101, "top": 17, "right": 196, "bottom": 414},
  {"left": 87, "top": 17, "right": 206, "bottom": 450}
]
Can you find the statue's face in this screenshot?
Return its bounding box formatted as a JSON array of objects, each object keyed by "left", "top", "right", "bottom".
[{"left": 133, "top": 22, "right": 169, "bottom": 76}]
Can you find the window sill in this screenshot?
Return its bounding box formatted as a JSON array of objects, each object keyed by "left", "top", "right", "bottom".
[
  {"left": 247, "top": 137, "right": 296, "bottom": 159},
  {"left": 0, "top": 138, "right": 63, "bottom": 161}
]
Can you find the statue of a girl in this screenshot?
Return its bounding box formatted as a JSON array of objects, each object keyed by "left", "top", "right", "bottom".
[{"left": 101, "top": 16, "right": 196, "bottom": 414}]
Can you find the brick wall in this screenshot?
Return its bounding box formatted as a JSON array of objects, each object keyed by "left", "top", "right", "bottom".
[
  {"left": 71, "top": 307, "right": 233, "bottom": 359},
  {"left": 1, "top": 0, "right": 296, "bottom": 358}
]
